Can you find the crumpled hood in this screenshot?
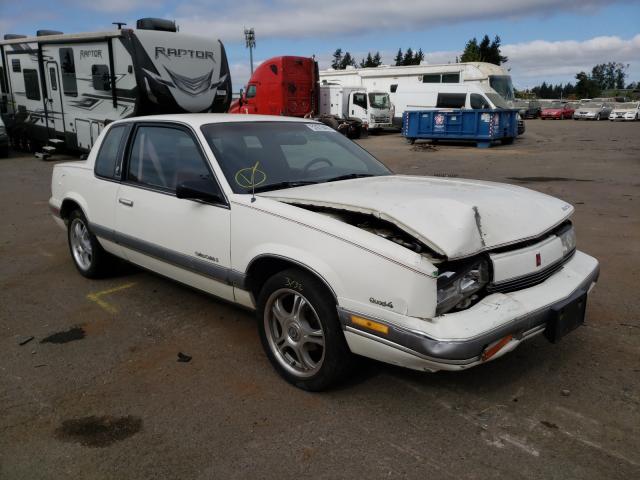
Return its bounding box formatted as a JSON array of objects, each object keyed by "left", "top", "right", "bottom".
[{"left": 260, "top": 175, "right": 573, "bottom": 259}]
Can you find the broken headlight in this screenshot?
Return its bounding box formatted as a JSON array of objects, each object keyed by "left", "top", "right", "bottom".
[
  {"left": 436, "top": 258, "right": 489, "bottom": 315},
  {"left": 558, "top": 226, "right": 576, "bottom": 257}
]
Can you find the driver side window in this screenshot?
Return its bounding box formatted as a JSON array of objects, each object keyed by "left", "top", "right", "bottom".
[
  {"left": 353, "top": 93, "right": 367, "bottom": 110},
  {"left": 246, "top": 85, "right": 257, "bottom": 98},
  {"left": 127, "top": 126, "right": 211, "bottom": 193},
  {"left": 470, "top": 94, "right": 490, "bottom": 109}
]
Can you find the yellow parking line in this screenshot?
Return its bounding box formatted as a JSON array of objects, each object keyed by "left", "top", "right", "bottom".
[{"left": 86, "top": 283, "right": 136, "bottom": 314}]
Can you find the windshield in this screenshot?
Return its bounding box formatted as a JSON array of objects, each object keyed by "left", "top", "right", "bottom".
[
  {"left": 200, "top": 122, "right": 391, "bottom": 194},
  {"left": 549, "top": 102, "right": 564, "bottom": 108},
  {"left": 486, "top": 92, "right": 509, "bottom": 109},
  {"left": 368, "top": 92, "right": 390, "bottom": 109},
  {"left": 488, "top": 75, "right": 514, "bottom": 101},
  {"left": 582, "top": 102, "right": 602, "bottom": 108},
  {"left": 615, "top": 102, "right": 639, "bottom": 109}
]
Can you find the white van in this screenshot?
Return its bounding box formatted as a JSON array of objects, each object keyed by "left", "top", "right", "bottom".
[{"left": 392, "top": 83, "right": 509, "bottom": 126}]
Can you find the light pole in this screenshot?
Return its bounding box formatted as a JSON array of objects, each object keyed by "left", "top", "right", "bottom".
[{"left": 244, "top": 28, "right": 256, "bottom": 75}]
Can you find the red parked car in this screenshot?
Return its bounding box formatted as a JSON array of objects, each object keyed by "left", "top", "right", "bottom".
[{"left": 541, "top": 101, "right": 575, "bottom": 120}]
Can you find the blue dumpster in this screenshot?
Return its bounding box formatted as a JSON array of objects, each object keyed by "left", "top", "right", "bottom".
[{"left": 402, "top": 109, "right": 520, "bottom": 148}]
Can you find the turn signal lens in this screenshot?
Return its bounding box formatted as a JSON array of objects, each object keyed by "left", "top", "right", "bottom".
[
  {"left": 481, "top": 335, "right": 513, "bottom": 361},
  {"left": 351, "top": 315, "right": 389, "bottom": 335}
]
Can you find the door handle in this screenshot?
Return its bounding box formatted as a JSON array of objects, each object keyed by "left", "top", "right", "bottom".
[{"left": 119, "top": 198, "right": 134, "bottom": 207}]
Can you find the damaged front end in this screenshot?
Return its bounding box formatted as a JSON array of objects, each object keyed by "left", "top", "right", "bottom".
[{"left": 292, "top": 204, "right": 446, "bottom": 262}]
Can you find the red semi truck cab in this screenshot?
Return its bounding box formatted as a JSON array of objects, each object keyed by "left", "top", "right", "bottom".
[{"left": 228, "top": 56, "right": 318, "bottom": 116}]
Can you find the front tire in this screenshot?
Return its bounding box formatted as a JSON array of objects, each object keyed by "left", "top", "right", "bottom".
[
  {"left": 67, "top": 209, "right": 112, "bottom": 278},
  {"left": 256, "top": 268, "right": 352, "bottom": 391}
]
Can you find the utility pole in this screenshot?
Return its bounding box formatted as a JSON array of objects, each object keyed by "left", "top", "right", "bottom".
[{"left": 244, "top": 28, "right": 256, "bottom": 75}]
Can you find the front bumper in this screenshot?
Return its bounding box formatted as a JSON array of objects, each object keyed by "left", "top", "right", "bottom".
[{"left": 340, "top": 250, "right": 599, "bottom": 372}]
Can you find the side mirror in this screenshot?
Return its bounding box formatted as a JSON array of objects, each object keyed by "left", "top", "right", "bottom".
[
  {"left": 176, "top": 179, "right": 225, "bottom": 204},
  {"left": 238, "top": 88, "right": 244, "bottom": 106}
]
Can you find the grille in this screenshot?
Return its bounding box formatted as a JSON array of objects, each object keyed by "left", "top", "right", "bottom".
[
  {"left": 487, "top": 252, "right": 573, "bottom": 294},
  {"left": 374, "top": 116, "right": 390, "bottom": 123}
]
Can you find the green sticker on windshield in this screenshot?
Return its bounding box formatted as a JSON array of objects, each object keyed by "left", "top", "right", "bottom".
[{"left": 235, "top": 161, "right": 267, "bottom": 189}]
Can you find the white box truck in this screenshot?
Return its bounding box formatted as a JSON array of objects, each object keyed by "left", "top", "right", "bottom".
[{"left": 318, "top": 84, "right": 392, "bottom": 131}]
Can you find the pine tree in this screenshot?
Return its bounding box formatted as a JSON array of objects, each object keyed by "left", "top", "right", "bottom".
[
  {"left": 372, "top": 51, "right": 382, "bottom": 67},
  {"left": 414, "top": 48, "right": 424, "bottom": 65},
  {"left": 402, "top": 48, "right": 414, "bottom": 66},
  {"left": 394, "top": 49, "right": 403, "bottom": 66},
  {"left": 460, "top": 38, "right": 480, "bottom": 62},
  {"left": 340, "top": 52, "right": 356, "bottom": 69},
  {"left": 331, "top": 49, "right": 343, "bottom": 70}
]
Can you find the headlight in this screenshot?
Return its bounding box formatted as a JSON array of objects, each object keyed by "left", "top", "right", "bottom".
[
  {"left": 436, "top": 258, "right": 489, "bottom": 315},
  {"left": 558, "top": 226, "right": 576, "bottom": 256}
]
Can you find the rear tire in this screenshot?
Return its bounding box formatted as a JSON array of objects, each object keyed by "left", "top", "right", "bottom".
[
  {"left": 256, "top": 268, "right": 352, "bottom": 391},
  {"left": 67, "top": 209, "right": 113, "bottom": 278}
]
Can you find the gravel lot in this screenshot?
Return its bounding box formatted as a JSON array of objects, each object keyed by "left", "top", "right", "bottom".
[{"left": 1, "top": 119, "right": 639, "bottom": 479}]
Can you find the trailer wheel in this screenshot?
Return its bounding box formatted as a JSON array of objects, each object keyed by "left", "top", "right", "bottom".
[
  {"left": 405, "top": 138, "right": 415, "bottom": 145},
  {"left": 501, "top": 137, "right": 514, "bottom": 145}
]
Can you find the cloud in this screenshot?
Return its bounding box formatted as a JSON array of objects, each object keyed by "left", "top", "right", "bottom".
[
  {"left": 62, "top": 0, "right": 156, "bottom": 14},
  {"left": 174, "top": 0, "right": 629, "bottom": 40},
  {"left": 502, "top": 35, "right": 640, "bottom": 81}
]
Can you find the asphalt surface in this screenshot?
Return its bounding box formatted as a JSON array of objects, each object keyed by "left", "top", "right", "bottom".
[{"left": 1, "top": 119, "right": 639, "bottom": 479}]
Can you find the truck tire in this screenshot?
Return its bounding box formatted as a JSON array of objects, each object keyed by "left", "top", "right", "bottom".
[
  {"left": 256, "top": 268, "right": 353, "bottom": 391},
  {"left": 67, "top": 209, "right": 113, "bottom": 278},
  {"left": 405, "top": 138, "right": 415, "bottom": 145},
  {"left": 320, "top": 116, "right": 340, "bottom": 132}
]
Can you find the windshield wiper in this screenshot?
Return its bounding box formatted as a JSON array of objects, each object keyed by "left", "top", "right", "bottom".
[
  {"left": 321, "top": 173, "right": 375, "bottom": 183},
  {"left": 252, "top": 180, "right": 318, "bottom": 193}
]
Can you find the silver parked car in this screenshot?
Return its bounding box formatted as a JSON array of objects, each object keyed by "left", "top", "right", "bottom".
[{"left": 573, "top": 102, "right": 612, "bottom": 120}]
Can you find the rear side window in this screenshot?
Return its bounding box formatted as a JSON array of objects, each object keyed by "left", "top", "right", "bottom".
[
  {"left": 49, "top": 67, "right": 58, "bottom": 91},
  {"left": 390, "top": 84, "right": 398, "bottom": 93},
  {"left": 422, "top": 74, "right": 439, "bottom": 83},
  {"left": 127, "top": 126, "right": 211, "bottom": 192},
  {"left": 436, "top": 93, "right": 466, "bottom": 109},
  {"left": 95, "top": 125, "right": 127, "bottom": 179},
  {"left": 91, "top": 64, "right": 110, "bottom": 91},
  {"left": 23, "top": 69, "right": 40, "bottom": 101},
  {"left": 442, "top": 73, "right": 460, "bottom": 83},
  {"left": 59, "top": 48, "right": 78, "bottom": 97},
  {"left": 12, "top": 59, "right": 21, "bottom": 72}
]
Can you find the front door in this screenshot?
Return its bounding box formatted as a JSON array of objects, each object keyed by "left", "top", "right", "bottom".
[
  {"left": 115, "top": 123, "right": 233, "bottom": 300},
  {"left": 44, "top": 62, "right": 65, "bottom": 135},
  {"left": 349, "top": 91, "right": 368, "bottom": 122}
]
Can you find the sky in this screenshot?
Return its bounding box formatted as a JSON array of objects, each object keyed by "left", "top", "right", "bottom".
[{"left": 1, "top": 0, "right": 639, "bottom": 92}]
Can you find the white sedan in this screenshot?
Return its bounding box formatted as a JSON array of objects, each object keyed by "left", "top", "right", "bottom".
[
  {"left": 609, "top": 102, "right": 640, "bottom": 121},
  {"left": 50, "top": 114, "right": 599, "bottom": 390}
]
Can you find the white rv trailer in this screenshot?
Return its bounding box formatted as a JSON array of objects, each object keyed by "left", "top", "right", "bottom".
[
  {"left": 0, "top": 18, "right": 231, "bottom": 153},
  {"left": 319, "top": 62, "right": 514, "bottom": 126}
]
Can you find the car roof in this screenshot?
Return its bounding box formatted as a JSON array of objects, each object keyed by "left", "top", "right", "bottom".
[{"left": 110, "top": 114, "right": 320, "bottom": 128}]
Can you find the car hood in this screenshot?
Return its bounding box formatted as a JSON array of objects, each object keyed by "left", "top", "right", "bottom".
[
  {"left": 611, "top": 108, "right": 636, "bottom": 113},
  {"left": 260, "top": 175, "right": 573, "bottom": 259},
  {"left": 542, "top": 108, "right": 563, "bottom": 113},
  {"left": 576, "top": 108, "right": 601, "bottom": 113}
]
